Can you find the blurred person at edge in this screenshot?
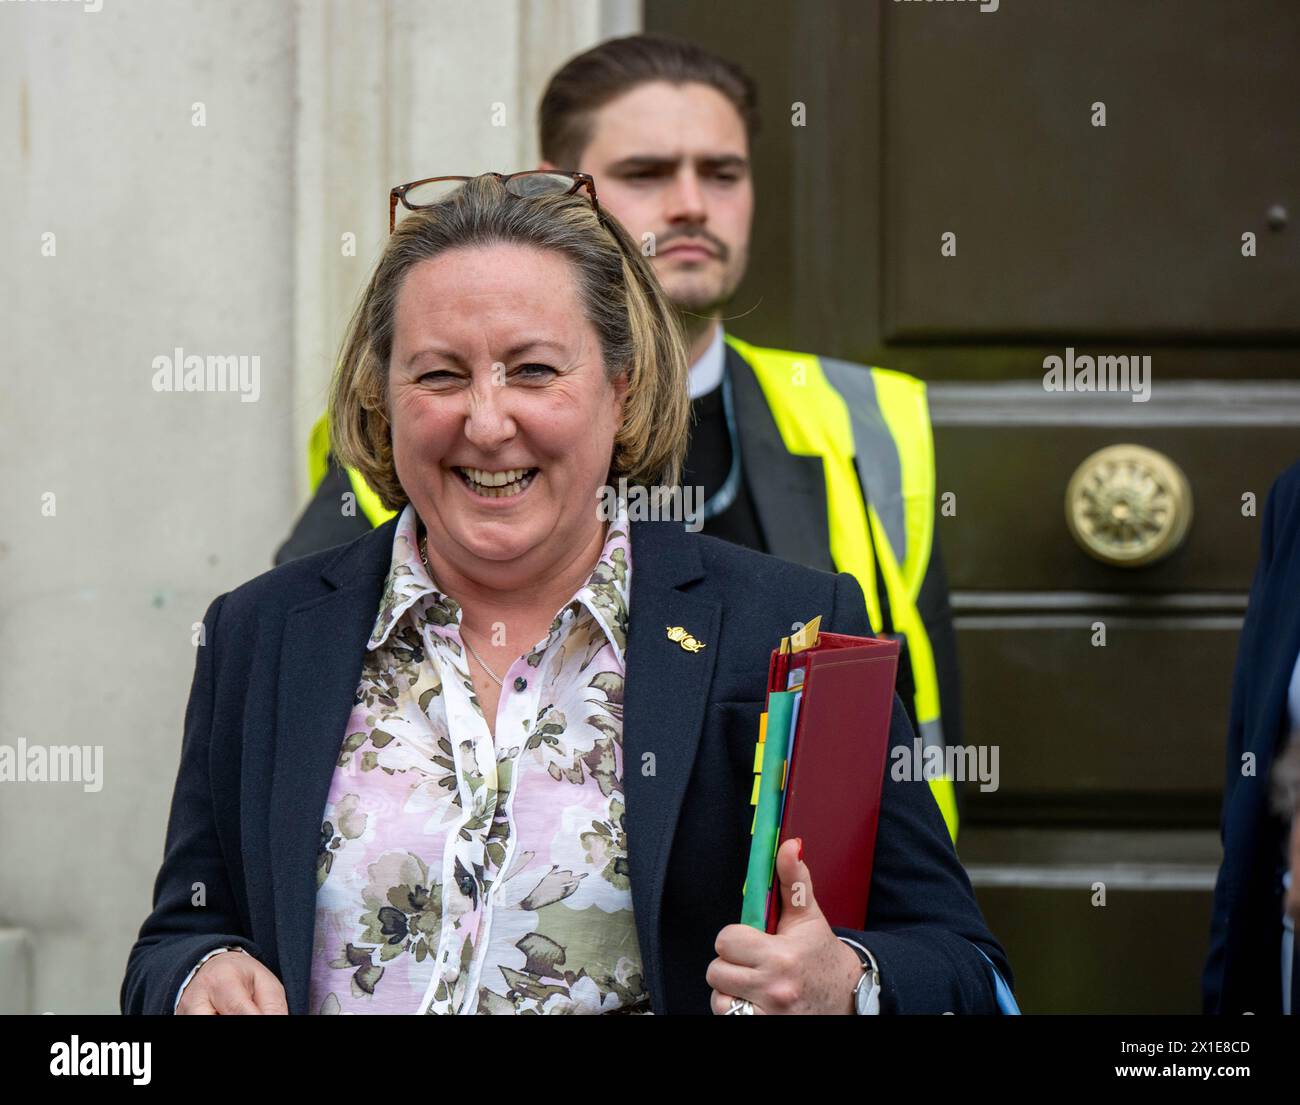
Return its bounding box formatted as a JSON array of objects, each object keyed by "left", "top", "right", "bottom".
[
  {"left": 278, "top": 34, "right": 964, "bottom": 842},
  {"left": 1205, "top": 459, "right": 1300, "bottom": 1014},
  {"left": 121, "top": 174, "right": 1008, "bottom": 1015}
]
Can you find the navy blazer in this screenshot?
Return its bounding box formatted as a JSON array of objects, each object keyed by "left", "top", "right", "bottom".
[
  {"left": 1205, "top": 460, "right": 1300, "bottom": 1013},
  {"left": 122, "top": 514, "right": 1009, "bottom": 1015}
]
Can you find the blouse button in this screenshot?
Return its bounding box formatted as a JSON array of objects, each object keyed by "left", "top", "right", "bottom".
[{"left": 513, "top": 676, "right": 527, "bottom": 692}]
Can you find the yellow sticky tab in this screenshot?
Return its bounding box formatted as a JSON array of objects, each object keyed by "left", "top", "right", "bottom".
[
  {"left": 790, "top": 615, "right": 823, "bottom": 653},
  {"left": 750, "top": 776, "right": 761, "bottom": 805},
  {"left": 780, "top": 760, "right": 787, "bottom": 789},
  {"left": 751, "top": 807, "right": 758, "bottom": 834},
  {"left": 753, "top": 743, "right": 765, "bottom": 773},
  {"left": 758, "top": 711, "right": 768, "bottom": 743}
]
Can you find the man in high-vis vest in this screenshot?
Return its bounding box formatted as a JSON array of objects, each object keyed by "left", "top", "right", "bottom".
[{"left": 275, "top": 34, "right": 962, "bottom": 840}]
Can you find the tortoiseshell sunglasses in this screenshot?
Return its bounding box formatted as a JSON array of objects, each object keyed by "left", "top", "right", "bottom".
[{"left": 389, "top": 170, "right": 599, "bottom": 232}]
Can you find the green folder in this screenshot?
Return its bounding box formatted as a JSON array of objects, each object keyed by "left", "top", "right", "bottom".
[{"left": 741, "top": 690, "right": 796, "bottom": 929}]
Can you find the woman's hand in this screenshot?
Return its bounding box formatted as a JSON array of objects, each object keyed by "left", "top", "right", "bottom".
[
  {"left": 177, "top": 950, "right": 289, "bottom": 1015},
  {"left": 707, "top": 838, "right": 865, "bottom": 1014}
]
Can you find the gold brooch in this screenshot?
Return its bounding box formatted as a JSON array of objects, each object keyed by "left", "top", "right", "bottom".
[{"left": 666, "top": 625, "right": 706, "bottom": 652}]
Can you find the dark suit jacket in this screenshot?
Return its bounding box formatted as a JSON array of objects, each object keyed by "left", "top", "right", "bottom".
[
  {"left": 1204, "top": 460, "right": 1300, "bottom": 1013},
  {"left": 123, "top": 514, "right": 1008, "bottom": 1015}
]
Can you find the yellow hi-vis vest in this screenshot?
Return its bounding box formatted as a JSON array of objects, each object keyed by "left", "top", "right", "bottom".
[
  {"left": 724, "top": 336, "right": 957, "bottom": 841},
  {"left": 305, "top": 336, "right": 958, "bottom": 841},
  {"left": 307, "top": 415, "right": 398, "bottom": 530}
]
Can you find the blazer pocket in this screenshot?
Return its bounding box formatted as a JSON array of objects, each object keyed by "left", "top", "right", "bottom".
[
  {"left": 710, "top": 699, "right": 770, "bottom": 842},
  {"left": 711, "top": 698, "right": 767, "bottom": 783}
]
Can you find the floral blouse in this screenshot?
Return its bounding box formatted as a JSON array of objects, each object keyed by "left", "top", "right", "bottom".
[{"left": 307, "top": 499, "right": 649, "bottom": 1014}]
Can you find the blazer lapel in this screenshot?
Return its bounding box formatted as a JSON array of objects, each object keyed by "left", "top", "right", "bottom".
[
  {"left": 269, "top": 522, "right": 395, "bottom": 1014},
  {"left": 622, "top": 518, "right": 720, "bottom": 1013},
  {"left": 267, "top": 514, "right": 719, "bottom": 1015},
  {"left": 726, "top": 343, "right": 835, "bottom": 573}
]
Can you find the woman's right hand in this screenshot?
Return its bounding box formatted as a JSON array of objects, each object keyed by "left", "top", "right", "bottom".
[{"left": 177, "top": 950, "right": 289, "bottom": 1014}]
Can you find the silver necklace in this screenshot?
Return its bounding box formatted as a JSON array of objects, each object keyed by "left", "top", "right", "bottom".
[{"left": 419, "top": 531, "right": 504, "bottom": 686}]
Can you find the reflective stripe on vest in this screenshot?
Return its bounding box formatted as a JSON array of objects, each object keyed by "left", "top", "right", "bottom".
[
  {"left": 726, "top": 335, "right": 957, "bottom": 841},
  {"left": 306, "top": 413, "right": 398, "bottom": 529},
  {"left": 819, "top": 359, "right": 935, "bottom": 606}
]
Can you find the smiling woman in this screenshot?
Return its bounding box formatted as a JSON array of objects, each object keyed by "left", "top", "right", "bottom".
[
  {"left": 123, "top": 172, "right": 1009, "bottom": 1017},
  {"left": 326, "top": 178, "right": 692, "bottom": 733},
  {"left": 388, "top": 243, "right": 637, "bottom": 567},
  {"left": 331, "top": 174, "right": 689, "bottom": 517}
]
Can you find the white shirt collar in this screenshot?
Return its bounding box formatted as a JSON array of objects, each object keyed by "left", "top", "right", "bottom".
[
  {"left": 687, "top": 325, "right": 726, "bottom": 400},
  {"left": 369, "top": 501, "right": 633, "bottom": 668}
]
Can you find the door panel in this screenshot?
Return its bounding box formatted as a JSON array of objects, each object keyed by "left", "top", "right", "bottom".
[
  {"left": 883, "top": 1, "right": 1300, "bottom": 340},
  {"left": 932, "top": 394, "right": 1300, "bottom": 592}
]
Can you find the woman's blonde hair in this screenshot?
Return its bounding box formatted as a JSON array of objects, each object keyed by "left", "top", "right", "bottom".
[{"left": 329, "top": 173, "right": 690, "bottom": 511}]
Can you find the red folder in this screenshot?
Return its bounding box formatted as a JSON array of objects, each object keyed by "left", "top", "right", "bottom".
[{"left": 761, "top": 631, "right": 900, "bottom": 933}]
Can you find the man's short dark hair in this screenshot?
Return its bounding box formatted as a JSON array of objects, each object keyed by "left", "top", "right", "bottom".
[{"left": 539, "top": 33, "right": 760, "bottom": 169}]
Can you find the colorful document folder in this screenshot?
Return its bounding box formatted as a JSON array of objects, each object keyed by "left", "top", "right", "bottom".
[{"left": 741, "top": 616, "right": 901, "bottom": 933}]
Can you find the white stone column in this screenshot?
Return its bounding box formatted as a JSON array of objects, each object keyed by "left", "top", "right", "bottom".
[{"left": 0, "top": 0, "right": 640, "bottom": 1015}]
